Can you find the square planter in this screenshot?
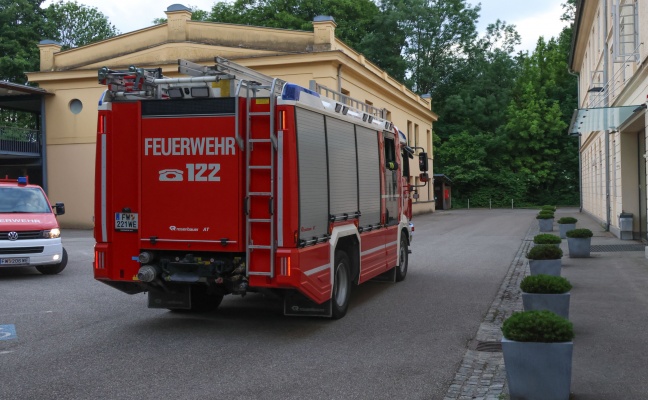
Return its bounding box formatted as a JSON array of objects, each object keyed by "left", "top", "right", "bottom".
[
  {"left": 538, "top": 218, "right": 553, "bottom": 232},
  {"left": 558, "top": 223, "right": 576, "bottom": 239},
  {"left": 567, "top": 237, "right": 591, "bottom": 258},
  {"left": 522, "top": 292, "right": 570, "bottom": 319},
  {"left": 502, "top": 338, "right": 573, "bottom": 400},
  {"left": 528, "top": 259, "right": 562, "bottom": 276}
]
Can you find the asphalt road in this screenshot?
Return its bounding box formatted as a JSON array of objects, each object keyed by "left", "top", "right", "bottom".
[{"left": 0, "top": 208, "right": 536, "bottom": 400}]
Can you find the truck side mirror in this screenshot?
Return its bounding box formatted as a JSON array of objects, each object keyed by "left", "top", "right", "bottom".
[
  {"left": 419, "top": 173, "right": 430, "bottom": 183},
  {"left": 418, "top": 152, "right": 429, "bottom": 172},
  {"left": 54, "top": 202, "right": 65, "bottom": 216}
]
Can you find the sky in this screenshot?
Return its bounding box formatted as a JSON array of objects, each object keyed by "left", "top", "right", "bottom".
[{"left": 41, "top": 0, "right": 569, "bottom": 54}]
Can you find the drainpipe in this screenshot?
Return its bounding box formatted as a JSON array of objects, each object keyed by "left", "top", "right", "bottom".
[
  {"left": 41, "top": 95, "right": 48, "bottom": 193},
  {"left": 568, "top": 68, "right": 582, "bottom": 212},
  {"left": 603, "top": 0, "right": 611, "bottom": 230}
]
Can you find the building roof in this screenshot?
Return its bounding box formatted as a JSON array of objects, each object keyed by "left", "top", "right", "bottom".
[
  {"left": 0, "top": 81, "right": 50, "bottom": 114},
  {"left": 434, "top": 174, "right": 452, "bottom": 184}
]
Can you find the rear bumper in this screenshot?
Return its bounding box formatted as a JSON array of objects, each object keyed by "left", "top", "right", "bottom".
[{"left": 0, "top": 238, "right": 63, "bottom": 266}]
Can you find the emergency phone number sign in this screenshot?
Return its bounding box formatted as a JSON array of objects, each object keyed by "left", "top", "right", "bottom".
[{"left": 115, "top": 212, "right": 138, "bottom": 232}]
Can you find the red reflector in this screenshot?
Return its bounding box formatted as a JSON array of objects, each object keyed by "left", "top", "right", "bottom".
[{"left": 98, "top": 115, "right": 106, "bottom": 134}]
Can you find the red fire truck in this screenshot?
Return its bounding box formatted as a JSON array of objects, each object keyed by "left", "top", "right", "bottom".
[{"left": 93, "top": 58, "right": 429, "bottom": 318}]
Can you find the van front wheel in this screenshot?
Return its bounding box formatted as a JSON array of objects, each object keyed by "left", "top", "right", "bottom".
[{"left": 36, "top": 248, "right": 68, "bottom": 275}]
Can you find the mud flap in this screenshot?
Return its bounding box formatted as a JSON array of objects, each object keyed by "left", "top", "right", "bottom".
[
  {"left": 370, "top": 267, "right": 396, "bottom": 283},
  {"left": 148, "top": 286, "right": 191, "bottom": 309},
  {"left": 283, "top": 291, "right": 332, "bottom": 317}
]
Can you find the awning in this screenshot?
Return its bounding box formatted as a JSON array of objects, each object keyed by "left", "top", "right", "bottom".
[
  {"left": 568, "top": 104, "right": 646, "bottom": 136},
  {"left": 0, "top": 81, "right": 50, "bottom": 114}
]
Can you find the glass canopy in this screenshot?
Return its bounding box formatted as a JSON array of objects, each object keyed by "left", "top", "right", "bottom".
[{"left": 568, "top": 105, "right": 645, "bottom": 136}]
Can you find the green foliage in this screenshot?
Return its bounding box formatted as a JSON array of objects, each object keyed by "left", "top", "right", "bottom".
[
  {"left": 533, "top": 234, "right": 561, "bottom": 244},
  {"left": 206, "top": 0, "right": 381, "bottom": 52},
  {"left": 44, "top": 1, "right": 119, "bottom": 49},
  {"left": 557, "top": 217, "right": 577, "bottom": 224},
  {"left": 541, "top": 205, "right": 556, "bottom": 211},
  {"left": 0, "top": 0, "right": 47, "bottom": 83},
  {"left": 502, "top": 310, "right": 574, "bottom": 342},
  {"left": 520, "top": 274, "right": 572, "bottom": 294},
  {"left": 566, "top": 228, "right": 593, "bottom": 238},
  {"left": 0, "top": 0, "right": 120, "bottom": 83},
  {"left": 527, "top": 244, "right": 563, "bottom": 260},
  {"left": 536, "top": 212, "right": 554, "bottom": 219}
]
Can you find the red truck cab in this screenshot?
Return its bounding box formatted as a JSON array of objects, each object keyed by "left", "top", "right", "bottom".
[{"left": 0, "top": 177, "right": 67, "bottom": 274}]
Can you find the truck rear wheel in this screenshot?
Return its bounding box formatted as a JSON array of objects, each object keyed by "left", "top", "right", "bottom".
[
  {"left": 332, "top": 250, "right": 352, "bottom": 319},
  {"left": 36, "top": 248, "right": 68, "bottom": 275},
  {"left": 395, "top": 235, "right": 408, "bottom": 282}
]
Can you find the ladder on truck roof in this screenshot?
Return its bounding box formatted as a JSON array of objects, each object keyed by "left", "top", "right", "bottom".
[{"left": 185, "top": 57, "right": 283, "bottom": 279}]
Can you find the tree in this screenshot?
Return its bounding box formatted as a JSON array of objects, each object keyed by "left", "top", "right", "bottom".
[
  {"left": 389, "top": 0, "right": 481, "bottom": 96},
  {"left": 0, "top": 0, "right": 47, "bottom": 83},
  {"left": 502, "top": 34, "right": 577, "bottom": 205},
  {"left": 153, "top": 5, "right": 209, "bottom": 25},
  {"left": 44, "top": 0, "right": 119, "bottom": 49},
  {"left": 206, "top": 0, "right": 380, "bottom": 51}
]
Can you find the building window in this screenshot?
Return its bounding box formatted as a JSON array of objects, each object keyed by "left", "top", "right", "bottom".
[
  {"left": 69, "top": 99, "right": 83, "bottom": 114},
  {"left": 341, "top": 88, "right": 350, "bottom": 104},
  {"left": 613, "top": 0, "right": 639, "bottom": 62}
]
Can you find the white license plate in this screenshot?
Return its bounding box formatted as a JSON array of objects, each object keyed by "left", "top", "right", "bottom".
[
  {"left": 115, "top": 212, "right": 139, "bottom": 231},
  {"left": 0, "top": 257, "right": 30, "bottom": 266}
]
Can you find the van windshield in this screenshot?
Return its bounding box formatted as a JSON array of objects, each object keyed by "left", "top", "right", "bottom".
[{"left": 0, "top": 187, "right": 52, "bottom": 213}]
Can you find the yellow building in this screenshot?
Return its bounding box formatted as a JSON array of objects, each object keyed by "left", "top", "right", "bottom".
[
  {"left": 569, "top": 0, "right": 648, "bottom": 239},
  {"left": 17, "top": 5, "right": 436, "bottom": 228}
]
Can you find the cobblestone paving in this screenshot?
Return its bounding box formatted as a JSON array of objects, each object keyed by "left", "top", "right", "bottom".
[{"left": 443, "top": 222, "right": 537, "bottom": 400}]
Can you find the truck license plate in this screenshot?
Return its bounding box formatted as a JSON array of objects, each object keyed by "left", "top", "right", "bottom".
[
  {"left": 0, "top": 258, "right": 30, "bottom": 266},
  {"left": 115, "top": 212, "right": 139, "bottom": 231}
]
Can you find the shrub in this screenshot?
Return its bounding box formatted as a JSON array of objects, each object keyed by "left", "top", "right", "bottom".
[
  {"left": 533, "top": 234, "right": 561, "bottom": 245},
  {"left": 557, "top": 217, "right": 578, "bottom": 224},
  {"left": 541, "top": 205, "right": 556, "bottom": 211},
  {"left": 502, "top": 310, "right": 574, "bottom": 342},
  {"left": 566, "top": 228, "right": 593, "bottom": 238},
  {"left": 527, "top": 244, "right": 563, "bottom": 260},
  {"left": 536, "top": 213, "right": 554, "bottom": 220},
  {"left": 520, "top": 274, "right": 572, "bottom": 293}
]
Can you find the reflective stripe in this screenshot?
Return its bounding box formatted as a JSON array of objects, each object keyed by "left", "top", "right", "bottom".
[
  {"left": 278, "top": 131, "right": 284, "bottom": 247},
  {"left": 101, "top": 134, "right": 107, "bottom": 243},
  {"left": 361, "top": 244, "right": 385, "bottom": 256},
  {"left": 386, "top": 240, "right": 398, "bottom": 248},
  {"left": 304, "top": 263, "right": 329, "bottom": 276}
]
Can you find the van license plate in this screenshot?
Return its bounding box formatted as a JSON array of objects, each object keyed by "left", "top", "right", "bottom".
[
  {"left": 1, "top": 258, "right": 30, "bottom": 266},
  {"left": 115, "top": 213, "right": 139, "bottom": 231}
]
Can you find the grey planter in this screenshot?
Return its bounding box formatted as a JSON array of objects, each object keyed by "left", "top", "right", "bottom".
[
  {"left": 528, "top": 259, "right": 562, "bottom": 276},
  {"left": 558, "top": 223, "right": 576, "bottom": 239},
  {"left": 538, "top": 218, "right": 553, "bottom": 232},
  {"left": 568, "top": 237, "right": 591, "bottom": 258},
  {"left": 522, "top": 292, "right": 570, "bottom": 319},
  {"left": 502, "top": 338, "right": 573, "bottom": 400}
]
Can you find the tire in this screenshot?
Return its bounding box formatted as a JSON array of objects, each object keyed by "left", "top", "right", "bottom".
[
  {"left": 36, "top": 248, "right": 68, "bottom": 275},
  {"left": 332, "top": 250, "right": 352, "bottom": 319},
  {"left": 395, "top": 235, "right": 408, "bottom": 282}
]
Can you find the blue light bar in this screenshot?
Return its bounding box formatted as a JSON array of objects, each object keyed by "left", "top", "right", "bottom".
[
  {"left": 98, "top": 90, "right": 108, "bottom": 106},
  {"left": 17, "top": 177, "right": 28, "bottom": 184},
  {"left": 282, "top": 83, "right": 320, "bottom": 101}
]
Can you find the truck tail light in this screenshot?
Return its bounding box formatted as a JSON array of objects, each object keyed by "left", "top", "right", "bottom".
[
  {"left": 280, "top": 256, "right": 291, "bottom": 277},
  {"left": 94, "top": 250, "right": 105, "bottom": 269}
]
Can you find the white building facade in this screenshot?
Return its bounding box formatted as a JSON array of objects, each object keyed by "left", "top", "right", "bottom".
[{"left": 570, "top": 0, "right": 648, "bottom": 239}]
